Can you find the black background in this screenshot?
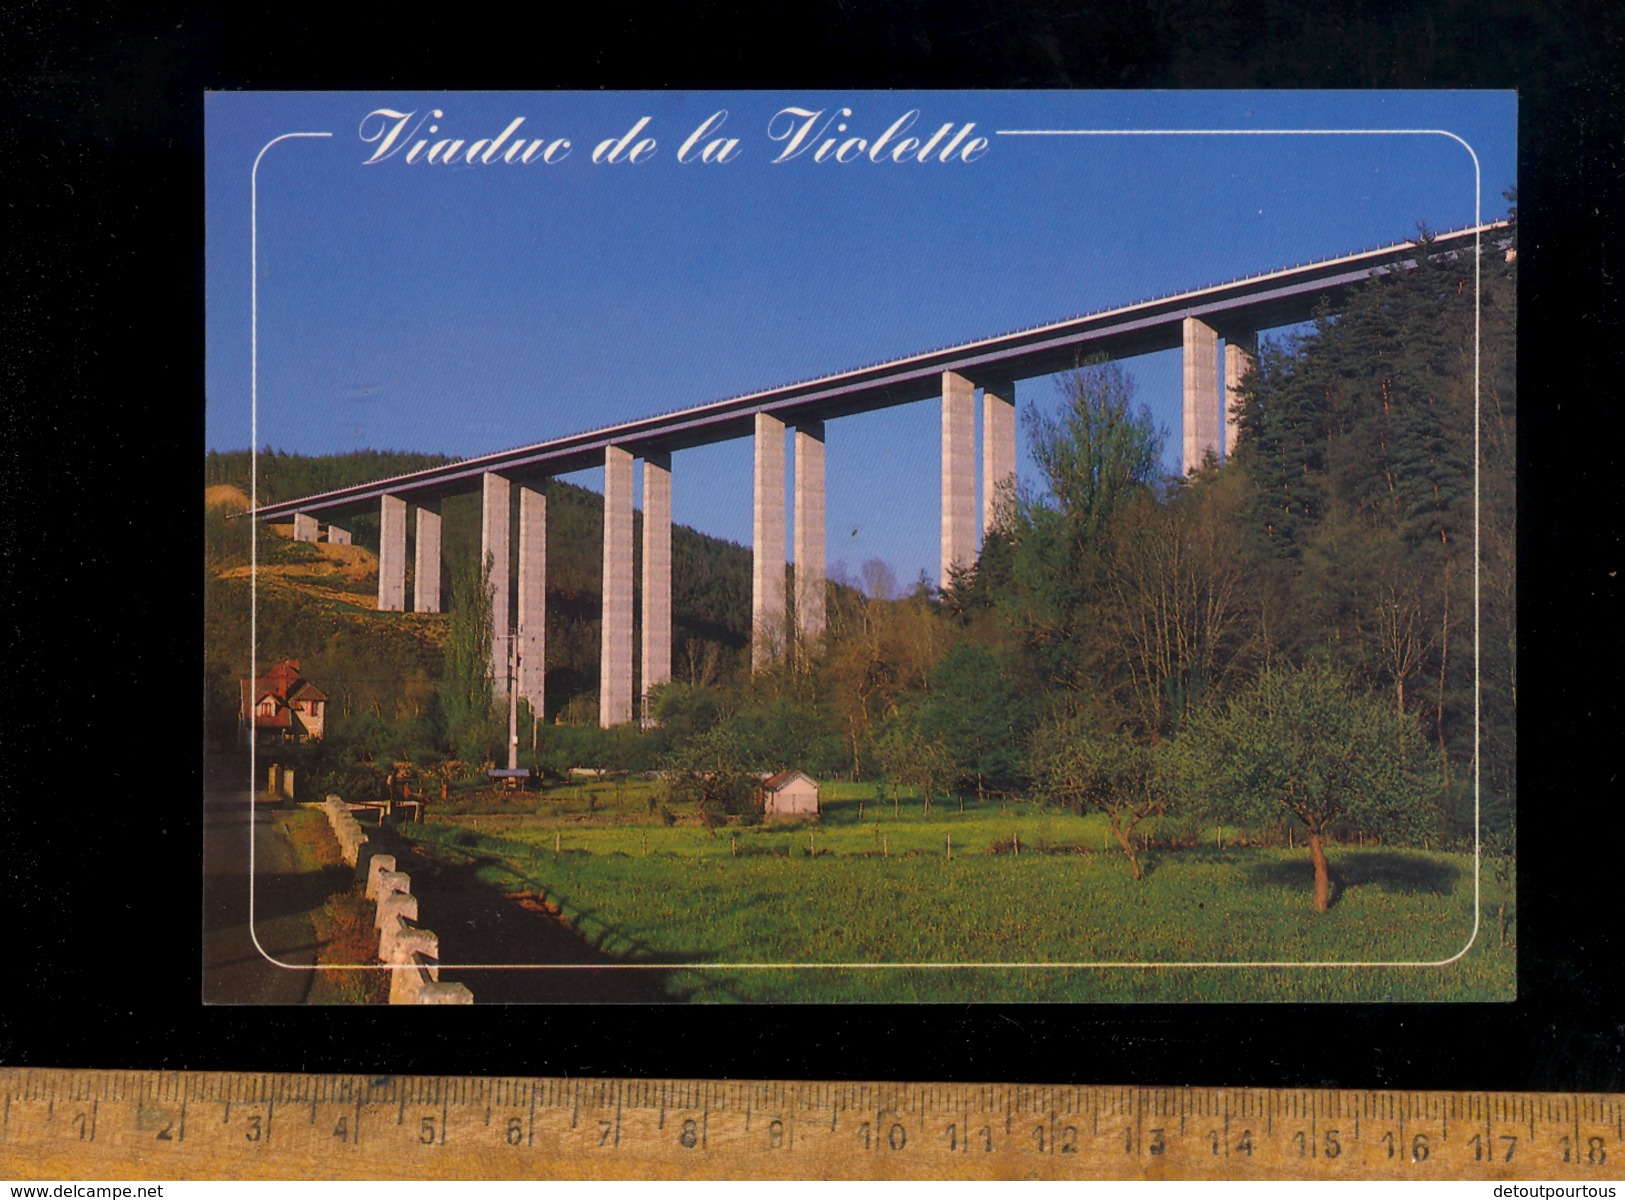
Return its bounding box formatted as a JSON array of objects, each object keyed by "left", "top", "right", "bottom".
[{"left": 3, "top": 1, "right": 1620, "bottom": 1091}]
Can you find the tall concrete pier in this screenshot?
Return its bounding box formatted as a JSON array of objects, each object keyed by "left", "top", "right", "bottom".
[
  {"left": 482, "top": 473, "right": 511, "bottom": 699},
  {"left": 517, "top": 486, "right": 547, "bottom": 718},
  {"left": 600, "top": 446, "right": 634, "bottom": 725},
  {"left": 243, "top": 228, "right": 1505, "bottom": 732},
  {"left": 641, "top": 451, "right": 672, "bottom": 708},
  {"left": 982, "top": 379, "right": 1016, "bottom": 534},
  {"left": 793, "top": 421, "right": 826, "bottom": 647},
  {"left": 1182, "top": 317, "right": 1221, "bottom": 473},
  {"left": 941, "top": 371, "right": 977, "bottom": 583},
  {"left": 413, "top": 501, "right": 441, "bottom": 613},
  {"left": 1224, "top": 332, "right": 1257, "bottom": 459},
  {"left": 378, "top": 494, "right": 407, "bottom": 613},
  {"left": 753, "top": 412, "right": 787, "bottom": 671}
]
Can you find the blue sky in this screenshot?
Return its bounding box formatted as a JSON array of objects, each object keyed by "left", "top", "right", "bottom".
[{"left": 207, "top": 91, "right": 1515, "bottom": 587}]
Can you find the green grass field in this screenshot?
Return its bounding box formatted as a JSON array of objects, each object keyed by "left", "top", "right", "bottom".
[{"left": 400, "top": 781, "right": 1514, "bottom": 1003}]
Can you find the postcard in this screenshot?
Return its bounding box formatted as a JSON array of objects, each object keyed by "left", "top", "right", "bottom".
[{"left": 203, "top": 91, "right": 1517, "bottom": 1004}]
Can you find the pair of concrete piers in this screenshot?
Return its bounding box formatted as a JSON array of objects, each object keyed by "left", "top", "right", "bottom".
[
  {"left": 1185, "top": 316, "right": 1255, "bottom": 469},
  {"left": 291, "top": 512, "right": 349, "bottom": 546},
  {"left": 752, "top": 372, "right": 1018, "bottom": 677},
  {"left": 285, "top": 318, "right": 1248, "bottom": 729},
  {"left": 943, "top": 316, "right": 1252, "bottom": 575},
  {"left": 290, "top": 466, "right": 644, "bottom": 727}
]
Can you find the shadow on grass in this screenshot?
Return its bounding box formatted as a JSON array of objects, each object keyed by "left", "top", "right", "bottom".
[
  {"left": 1131, "top": 854, "right": 1162, "bottom": 881},
  {"left": 378, "top": 831, "right": 742, "bottom": 1003},
  {"left": 1246, "top": 849, "right": 1461, "bottom": 904}
]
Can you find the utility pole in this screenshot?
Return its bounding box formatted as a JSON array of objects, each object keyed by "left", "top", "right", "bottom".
[{"left": 507, "top": 633, "right": 519, "bottom": 772}]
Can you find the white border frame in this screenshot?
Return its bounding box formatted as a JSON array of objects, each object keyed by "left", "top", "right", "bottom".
[{"left": 237, "top": 115, "right": 1489, "bottom": 980}]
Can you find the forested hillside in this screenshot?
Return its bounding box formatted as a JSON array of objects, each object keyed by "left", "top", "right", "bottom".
[
  {"left": 643, "top": 224, "right": 1517, "bottom": 860},
  {"left": 948, "top": 223, "right": 1516, "bottom": 846},
  {"left": 206, "top": 226, "right": 1514, "bottom": 864},
  {"left": 203, "top": 448, "right": 753, "bottom": 737}
]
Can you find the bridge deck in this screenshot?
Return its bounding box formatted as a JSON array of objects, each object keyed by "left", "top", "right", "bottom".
[{"left": 245, "top": 222, "right": 1505, "bottom": 521}]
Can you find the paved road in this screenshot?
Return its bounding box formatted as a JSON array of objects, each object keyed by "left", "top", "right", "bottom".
[{"left": 202, "top": 761, "right": 315, "bottom": 1005}]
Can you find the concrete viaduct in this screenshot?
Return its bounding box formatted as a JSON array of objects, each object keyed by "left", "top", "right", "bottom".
[{"left": 248, "top": 223, "right": 1502, "bottom": 729}]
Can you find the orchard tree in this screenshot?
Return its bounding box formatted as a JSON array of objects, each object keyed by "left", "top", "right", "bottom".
[
  {"left": 876, "top": 709, "right": 954, "bottom": 814},
  {"left": 661, "top": 723, "right": 760, "bottom": 834},
  {"left": 1171, "top": 663, "right": 1440, "bottom": 911},
  {"left": 1027, "top": 710, "right": 1167, "bottom": 880}
]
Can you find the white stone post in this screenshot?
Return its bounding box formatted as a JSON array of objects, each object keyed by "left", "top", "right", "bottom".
[
  {"left": 793, "top": 421, "right": 826, "bottom": 647},
  {"left": 365, "top": 854, "right": 397, "bottom": 901},
  {"left": 416, "top": 980, "right": 474, "bottom": 1005},
  {"left": 641, "top": 451, "right": 672, "bottom": 710},
  {"left": 326, "top": 525, "right": 352, "bottom": 546},
  {"left": 600, "top": 446, "right": 634, "bottom": 726},
  {"left": 292, "top": 513, "right": 318, "bottom": 543},
  {"left": 375, "top": 888, "right": 417, "bottom": 934},
  {"left": 378, "top": 494, "right": 407, "bottom": 612},
  {"left": 752, "top": 412, "right": 787, "bottom": 671},
  {"left": 1182, "top": 316, "right": 1221, "bottom": 473},
  {"left": 941, "top": 370, "right": 976, "bottom": 584}
]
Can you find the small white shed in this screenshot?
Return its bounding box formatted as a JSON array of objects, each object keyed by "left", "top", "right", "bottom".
[{"left": 760, "top": 770, "right": 821, "bottom": 818}]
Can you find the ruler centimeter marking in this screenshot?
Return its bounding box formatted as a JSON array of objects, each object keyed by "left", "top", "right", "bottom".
[{"left": 0, "top": 1070, "right": 1620, "bottom": 1180}]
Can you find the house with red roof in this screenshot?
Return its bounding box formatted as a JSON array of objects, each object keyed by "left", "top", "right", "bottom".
[{"left": 240, "top": 660, "right": 328, "bottom": 743}]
